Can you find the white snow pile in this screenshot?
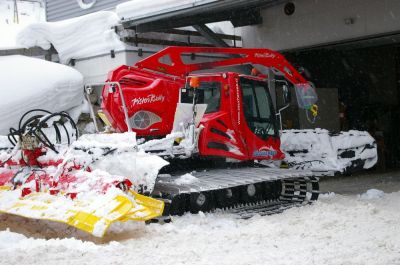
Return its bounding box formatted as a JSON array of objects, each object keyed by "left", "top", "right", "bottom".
[
  {"left": 0, "top": 190, "right": 399, "bottom": 265},
  {"left": 281, "top": 129, "right": 378, "bottom": 173},
  {"left": 16, "top": 11, "right": 125, "bottom": 64},
  {"left": 174, "top": 173, "right": 199, "bottom": 185},
  {"left": 359, "top": 189, "right": 385, "bottom": 200},
  {"left": 0, "top": 55, "right": 84, "bottom": 135},
  {"left": 0, "top": 24, "right": 25, "bottom": 49},
  {"left": 64, "top": 132, "right": 168, "bottom": 193}
]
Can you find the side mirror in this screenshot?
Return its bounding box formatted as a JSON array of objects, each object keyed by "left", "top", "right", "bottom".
[{"left": 283, "top": 84, "right": 291, "bottom": 105}]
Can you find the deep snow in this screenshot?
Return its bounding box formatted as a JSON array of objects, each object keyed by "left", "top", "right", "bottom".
[
  {"left": 0, "top": 0, "right": 45, "bottom": 49},
  {"left": 0, "top": 189, "right": 399, "bottom": 265},
  {"left": 16, "top": 11, "right": 126, "bottom": 64},
  {"left": 0, "top": 55, "right": 84, "bottom": 134}
]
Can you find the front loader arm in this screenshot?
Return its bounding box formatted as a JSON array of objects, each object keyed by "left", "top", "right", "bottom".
[
  {"left": 135, "top": 46, "right": 306, "bottom": 85},
  {"left": 135, "top": 46, "right": 318, "bottom": 112}
]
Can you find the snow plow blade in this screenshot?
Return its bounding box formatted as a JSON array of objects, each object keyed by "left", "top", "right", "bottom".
[
  {"left": 121, "top": 191, "right": 165, "bottom": 222},
  {"left": 0, "top": 187, "right": 164, "bottom": 237}
]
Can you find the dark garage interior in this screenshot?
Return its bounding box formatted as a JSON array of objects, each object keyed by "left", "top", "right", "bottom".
[{"left": 285, "top": 44, "right": 400, "bottom": 170}]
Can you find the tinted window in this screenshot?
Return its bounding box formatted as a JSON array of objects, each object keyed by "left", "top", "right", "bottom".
[
  {"left": 240, "top": 78, "right": 277, "bottom": 139},
  {"left": 181, "top": 81, "right": 221, "bottom": 113}
]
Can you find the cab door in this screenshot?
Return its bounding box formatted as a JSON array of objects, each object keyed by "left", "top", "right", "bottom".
[{"left": 239, "top": 77, "right": 284, "bottom": 161}]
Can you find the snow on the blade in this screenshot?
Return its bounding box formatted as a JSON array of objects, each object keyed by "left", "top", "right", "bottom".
[
  {"left": 16, "top": 11, "right": 125, "bottom": 64},
  {"left": 281, "top": 129, "right": 377, "bottom": 172},
  {"left": 0, "top": 56, "right": 83, "bottom": 135},
  {"left": 0, "top": 190, "right": 399, "bottom": 265},
  {"left": 174, "top": 173, "right": 199, "bottom": 185},
  {"left": 70, "top": 133, "right": 168, "bottom": 193}
]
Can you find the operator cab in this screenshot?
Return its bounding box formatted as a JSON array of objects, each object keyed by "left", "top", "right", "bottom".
[
  {"left": 180, "top": 74, "right": 278, "bottom": 138},
  {"left": 179, "top": 73, "right": 282, "bottom": 161}
]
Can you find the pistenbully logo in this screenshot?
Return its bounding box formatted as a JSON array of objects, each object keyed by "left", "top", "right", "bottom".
[{"left": 131, "top": 94, "right": 165, "bottom": 106}]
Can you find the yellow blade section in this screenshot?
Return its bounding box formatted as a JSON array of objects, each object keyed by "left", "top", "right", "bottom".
[
  {"left": 0, "top": 187, "right": 133, "bottom": 237},
  {"left": 120, "top": 190, "right": 165, "bottom": 222}
]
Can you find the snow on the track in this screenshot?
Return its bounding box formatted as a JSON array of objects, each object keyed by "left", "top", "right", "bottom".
[{"left": 0, "top": 189, "right": 399, "bottom": 265}]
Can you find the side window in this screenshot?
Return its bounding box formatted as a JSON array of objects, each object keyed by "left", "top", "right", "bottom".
[
  {"left": 201, "top": 81, "right": 221, "bottom": 113},
  {"left": 254, "top": 84, "right": 271, "bottom": 119},
  {"left": 240, "top": 78, "right": 277, "bottom": 139}
]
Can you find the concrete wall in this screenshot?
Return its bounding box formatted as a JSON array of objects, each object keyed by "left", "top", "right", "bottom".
[{"left": 240, "top": 0, "right": 400, "bottom": 50}]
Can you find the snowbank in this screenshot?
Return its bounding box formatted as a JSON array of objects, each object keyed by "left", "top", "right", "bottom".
[
  {"left": 0, "top": 24, "right": 25, "bottom": 49},
  {"left": 0, "top": 190, "right": 399, "bottom": 265},
  {"left": 281, "top": 129, "right": 378, "bottom": 173},
  {"left": 0, "top": 55, "right": 83, "bottom": 134},
  {"left": 71, "top": 133, "right": 168, "bottom": 193},
  {"left": 16, "top": 11, "right": 125, "bottom": 64}
]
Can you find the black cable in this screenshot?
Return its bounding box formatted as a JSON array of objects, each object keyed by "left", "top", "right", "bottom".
[{"left": 7, "top": 110, "right": 79, "bottom": 155}]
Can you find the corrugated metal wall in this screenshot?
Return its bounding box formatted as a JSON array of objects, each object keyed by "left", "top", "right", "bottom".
[{"left": 46, "top": 0, "right": 129, "bottom": 21}]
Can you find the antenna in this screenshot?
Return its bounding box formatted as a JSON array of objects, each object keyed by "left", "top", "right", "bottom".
[{"left": 13, "top": 0, "right": 19, "bottom": 24}]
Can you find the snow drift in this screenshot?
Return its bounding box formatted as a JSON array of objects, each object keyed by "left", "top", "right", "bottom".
[
  {"left": 281, "top": 129, "right": 378, "bottom": 173},
  {"left": 16, "top": 11, "right": 125, "bottom": 64},
  {"left": 0, "top": 24, "right": 25, "bottom": 50},
  {"left": 0, "top": 189, "right": 399, "bottom": 265},
  {"left": 0, "top": 55, "right": 83, "bottom": 135}
]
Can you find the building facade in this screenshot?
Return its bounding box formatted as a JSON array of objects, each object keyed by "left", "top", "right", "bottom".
[{"left": 45, "top": 0, "right": 129, "bottom": 21}]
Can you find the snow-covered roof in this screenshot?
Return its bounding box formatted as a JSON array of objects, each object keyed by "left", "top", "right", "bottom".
[{"left": 16, "top": 11, "right": 126, "bottom": 64}]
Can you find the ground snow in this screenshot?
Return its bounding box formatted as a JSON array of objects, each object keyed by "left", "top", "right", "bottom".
[
  {"left": 0, "top": 55, "right": 83, "bottom": 134},
  {"left": 359, "top": 189, "right": 385, "bottom": 200},
  {"left": 16, "top": 11, "right": 125, "bottom": 64},
  {"left": 0, "top": 189, "right": 399, "bottom": 265}
]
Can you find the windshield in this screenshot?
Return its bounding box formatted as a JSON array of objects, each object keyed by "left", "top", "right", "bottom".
[
  {"left": 294, "top": 83, "right": 318, "bottom": 109},
  {"left": 180, "top": 81, "right": 221, "bottom": 113},
  {"left": 240, "top": 77, "right": 277, "bottom": 139}
]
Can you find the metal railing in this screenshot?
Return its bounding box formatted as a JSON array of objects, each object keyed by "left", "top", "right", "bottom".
[{"left": 84, "top": 82, "right": 132, "bottom": 132}]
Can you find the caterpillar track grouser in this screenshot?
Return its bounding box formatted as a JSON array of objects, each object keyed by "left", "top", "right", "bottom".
[{"left": 0, "top": 47, "right": 320, "bottom": 237}]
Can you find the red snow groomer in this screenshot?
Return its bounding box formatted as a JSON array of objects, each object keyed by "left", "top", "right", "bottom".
[
  {"left": 99, "top": 47, "right": 320, "bottom": 216},
  {"left": 0, "top": 47, "right": 320, "bottom": 238}
]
